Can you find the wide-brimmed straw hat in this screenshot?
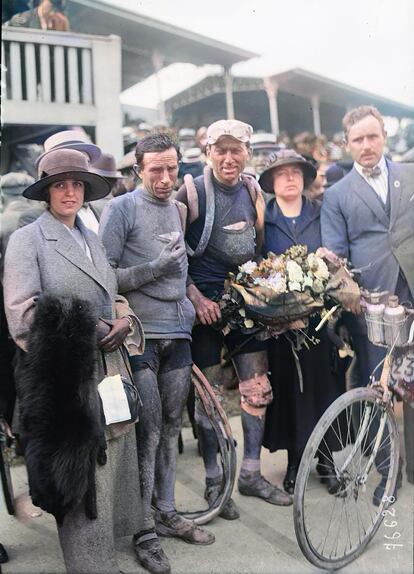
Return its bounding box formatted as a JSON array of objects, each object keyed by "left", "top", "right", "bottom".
[
  {"left": 258, "top": 149, "right": 317, "bottom": 193},
  {"left": 23, "top": 149, "right": 110, "bottom": 201},
  {"left": 35, "top": 130, "right": 101, "bottom": 167},
  {"left": 89, "top": 152, "right": 124, "bottom": 179}
]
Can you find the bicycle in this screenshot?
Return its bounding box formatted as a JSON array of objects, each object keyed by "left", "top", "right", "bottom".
[{"left": 293, "top": 303, "right": 414, "bottom": 570}]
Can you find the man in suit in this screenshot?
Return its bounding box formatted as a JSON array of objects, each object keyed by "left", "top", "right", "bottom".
[{"left": 321, "top": 105, "right": 414, "bottom": 498}]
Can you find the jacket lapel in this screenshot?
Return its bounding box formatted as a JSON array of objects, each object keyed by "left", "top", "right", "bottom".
[
  {"left": 39, "top": 211, "right": 110, "bottom": 294},
  {"left": 295, "top": 197, "right": 320, "bottom": 237},
  {"left": 265, "top": 200, "right": 296, "bottom": 243},
  {"left": 349, "top": 168, "right": 389, "bottom": 227},
  {"left": 388, "top": 161, "right": 403, "bottom": 230}
]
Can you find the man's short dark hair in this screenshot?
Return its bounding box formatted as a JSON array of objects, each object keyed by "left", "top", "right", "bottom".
[{"left": 135, "top": 132, "right": 181, "bottom": 170}]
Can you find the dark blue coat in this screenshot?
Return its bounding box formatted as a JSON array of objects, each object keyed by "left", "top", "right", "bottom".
[
  {"left": 262, "top": 195, "right": 346, "bottom": 455},
  {"left": 263, "top": 196, "right": 322, "bottom": 256}
]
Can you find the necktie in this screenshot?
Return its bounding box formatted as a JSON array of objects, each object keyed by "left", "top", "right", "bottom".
[{"left": 362, "top": 165, "right": 381, "bottom": 178}]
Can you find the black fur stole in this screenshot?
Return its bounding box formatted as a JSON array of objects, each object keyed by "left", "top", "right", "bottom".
[{"left": 16, "top": 295, "right": 106, "bottom": 525}]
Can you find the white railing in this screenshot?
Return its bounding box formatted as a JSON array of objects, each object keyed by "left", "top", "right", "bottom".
[
  {"left": 2, "top": 27, "right": 94, "bottom": 105},
  {"left": 2, "top": 26, "right": 123, "bottom": 159}
]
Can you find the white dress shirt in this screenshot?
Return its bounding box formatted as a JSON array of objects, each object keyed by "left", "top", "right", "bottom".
[
  {"left": 354, "top": 155, "right": 388, "bottom": 205},
  {"left": 77, "top": 204, "right": 100, "bottom": 234}
]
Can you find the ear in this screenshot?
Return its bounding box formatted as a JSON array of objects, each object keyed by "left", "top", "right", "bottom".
[{"left": 132, "top": 164, "right": 141, "bottom": 178}]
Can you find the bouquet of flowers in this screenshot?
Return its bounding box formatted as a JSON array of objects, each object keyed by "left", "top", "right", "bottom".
[{"left": 220, "top": 245, "right": 360, "bottom": 336}]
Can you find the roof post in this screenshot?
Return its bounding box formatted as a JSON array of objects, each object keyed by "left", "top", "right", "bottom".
[
  {"left": 92, "top": 34, "right": 123, "bottom": 160},
  {"left": 264, "top": 77, "right": 279, "bottom": 136},
  {"left": 152, "top": 49, "right": 167, "bottom": 125},
  {"left": 311, "top": 94, "right": 321, "bottom": 136},
  {"left": 224, "top": 66, "right": 234, "bottom": 119}
]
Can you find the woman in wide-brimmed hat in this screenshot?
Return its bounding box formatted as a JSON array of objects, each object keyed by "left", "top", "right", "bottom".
[
  {"left": 3, "top": 148, "right": 144, "bottom": 574},
  {"left": 259, "top": 149, "right": 348, "bottom": 497}
]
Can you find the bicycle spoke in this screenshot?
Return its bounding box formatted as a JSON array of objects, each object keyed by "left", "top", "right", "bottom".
[{"left": 294, "top": 389, "right": 399, "bottom": 569}]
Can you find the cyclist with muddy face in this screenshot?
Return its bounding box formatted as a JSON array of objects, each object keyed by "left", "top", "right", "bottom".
[
  {"left": 100, "top": 133, "right": 214, "bottom": 574},
  {"left": 176, "top": 120, "right": 292, "bottom": 520}
]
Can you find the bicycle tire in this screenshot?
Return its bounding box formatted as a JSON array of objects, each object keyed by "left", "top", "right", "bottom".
[
  {"left": 0, "top": 424, "right": 15, "bottom": 516},
  {"left": 179, "top": 364, "right": 236, "bottom": 525},
  {"left": 294, "top": 387, "right": 399, "bottom": 570}
]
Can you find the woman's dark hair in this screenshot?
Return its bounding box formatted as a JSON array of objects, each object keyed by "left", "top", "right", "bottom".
[{"left": 135, "top": 132, "right": 181, "bottom": 170}]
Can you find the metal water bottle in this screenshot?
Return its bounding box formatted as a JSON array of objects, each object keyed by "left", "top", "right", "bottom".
[
  {"left": 384, "top": 295, "right": 407, "bottom": 346},
  {"left": 366, "top": 293, "right": 385, "bottom": 345}
]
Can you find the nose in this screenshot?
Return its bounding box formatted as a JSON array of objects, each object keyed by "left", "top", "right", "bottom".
[
  {"left": 64, "top": 182, "right": 77, "bottom": 195},
  {"left": 362, "top": 137, "right": 371, "bottom": 149},
  {"left": 160, "top": 169, "right": 170, "bottom": 183},
  {"left": 224, "top": 150, "right": 234, "bottom": 162}
]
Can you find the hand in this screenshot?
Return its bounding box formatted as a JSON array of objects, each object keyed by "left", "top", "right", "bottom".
[
  {"left": 150, "top": 236, "right": 187, "bottom": 278},
  {"left": 187, "top": 284, "right": 221, "bottom": 326},
  {"left": 96, "top": 319, "right": 111, "bottom": 340},
  {"left": 98, "top": 318, "right": 130, "bottom": 352}
]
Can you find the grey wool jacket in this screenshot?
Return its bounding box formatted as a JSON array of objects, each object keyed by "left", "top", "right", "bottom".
[{"left": 99, "top": 187, "right": 195, "bottom": 339}]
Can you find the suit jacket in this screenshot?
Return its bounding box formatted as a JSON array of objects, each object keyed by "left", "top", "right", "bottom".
[{"left": 321, "top": 161, "right": 414, "bottom": 298}]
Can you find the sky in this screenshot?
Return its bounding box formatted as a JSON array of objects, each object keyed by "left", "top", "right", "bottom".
[{"left": 116, "top": 0, "right": 414, "bottom": 111}]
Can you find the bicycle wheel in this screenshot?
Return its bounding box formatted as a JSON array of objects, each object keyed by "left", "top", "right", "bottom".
[
  {"left": 294, "top": 388, "right": 399, "bottom": 570},
  {"left": 179, "top": 364, "right": 237, "bottom": 525},
  {"left": 0, "top": 420, "right": 15, "bottom": 515}
]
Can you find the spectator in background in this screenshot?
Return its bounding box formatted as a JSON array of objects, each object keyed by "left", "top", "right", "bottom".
[
  {"left": 90, "top": 153, "right": 126, "bottom": 219},
  {"left": 177, "top": 147, "right": 205, "bottom": 186},
  {"left": 249, "top": 133, "right": 280, "bottom": 177},
  {"left": 116, "top": 150, "right": 141, "bottom": 196},
  {"left": 276, "top": 131, "right": 290, "bottom": 148},
  {"left": 5, "top": 0, "right": 69, "bottom": 31},
  {"left": 178, "top": 128, "right": 196, "bottom": 153},
  {"left": 196, "top": 126, "right": 208, "bottom": 155},
  {"left": 293, "top": 132, "right": 317, "bottom": 166},
  {"left": 305, "top": 161, "right": 330, "bottom": 201}
]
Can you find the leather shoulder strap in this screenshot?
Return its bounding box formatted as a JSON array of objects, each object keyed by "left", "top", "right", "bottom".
[
  {"left": 186, "top": 166, "right": 215, "bottom": 258},
  {"left": 241, "top": 174, "right": 265, "bottom": 253},
  {"left": 171, "top": 199, "right": 188, "bottom": 234},
  {"left": 183, "top": 173, "right": 199, "bottom": 224}
]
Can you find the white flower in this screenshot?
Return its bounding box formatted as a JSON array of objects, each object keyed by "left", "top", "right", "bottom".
[
  {"left": 313, "top": 279, "right": 324, "bottom": 293},
  {"left": 307, "top": 253, "right": 319, "bottom": 272},
  {"left": 316, "top": 259, "right": 329, "bottom": 281},
  {"left": 239, "top": 261, "right": 257, "bottom": 275},
  {"left": 303, "top": 274, "right": 314, "bottom": 289},
  {"left": 254, "top": 273, "right": 286, "bottom": 293},
  {"left": 307, "top": 254, "right": 329, "bottom": 281},
  {"left": 289, "top": 281, "right": 302, "bottom": 292},
  {"left": 287, "top": 260, "right": 304, "bottom": 284}
]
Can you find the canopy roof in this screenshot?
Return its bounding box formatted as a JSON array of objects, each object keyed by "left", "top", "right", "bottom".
[
  {"left": 271, "top": 68, "right": 414, "bottom": 119},
  {"left": 68, "top": 0, "right": 258, "bottom": 91},
  {"left": 166, "top": 68, "right": 414, "bottom": 119}
]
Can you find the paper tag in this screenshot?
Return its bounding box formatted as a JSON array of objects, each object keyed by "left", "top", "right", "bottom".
[{"left": 98, "top": 374, "right": 131, "bottom": 425}]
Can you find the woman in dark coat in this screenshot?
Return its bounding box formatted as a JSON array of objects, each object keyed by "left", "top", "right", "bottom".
[{"left": 259, "top": 149, "right": 347, "bottom": 494}]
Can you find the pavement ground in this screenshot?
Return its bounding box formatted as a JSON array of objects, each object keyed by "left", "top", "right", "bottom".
[{"left": 1, "top": 406, "right": 413, "bottom": 574}]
